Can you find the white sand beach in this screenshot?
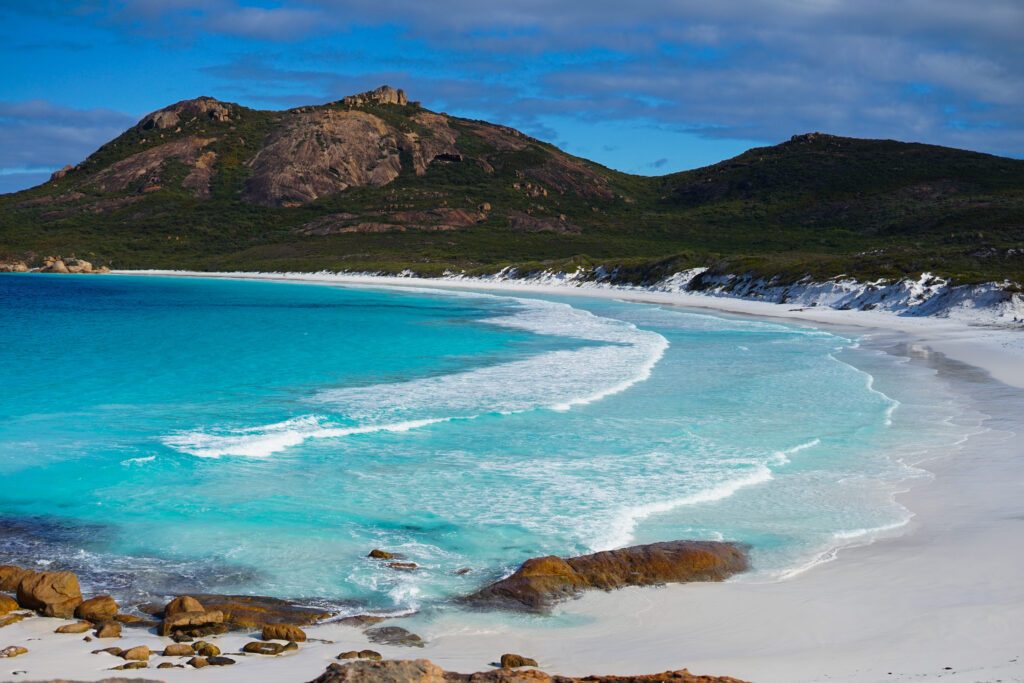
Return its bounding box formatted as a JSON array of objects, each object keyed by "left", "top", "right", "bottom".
[{"left": 2, "top": 270, "right": 1022, "bottom": 683}]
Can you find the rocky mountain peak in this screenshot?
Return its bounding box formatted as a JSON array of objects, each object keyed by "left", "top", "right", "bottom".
[
  {"left": 138, "top": 96, "right": 234, "bottom": 131},
  {"left": 340, "top": 85, "right": 408, "bottom": 107}
]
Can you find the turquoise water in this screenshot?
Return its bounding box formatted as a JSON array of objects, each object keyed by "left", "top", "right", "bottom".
[{"left": 0, "top": 274, "right": 970, "bottom": 614}]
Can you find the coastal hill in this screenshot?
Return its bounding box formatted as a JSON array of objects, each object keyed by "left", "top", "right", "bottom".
[{"left": 1, "top": 86, "right": 1021, "bottom": 285}]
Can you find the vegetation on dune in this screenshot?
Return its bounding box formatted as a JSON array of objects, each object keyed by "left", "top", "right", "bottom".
[{"left": 1, "top": 90, "right": 1021, "bottom": 286}]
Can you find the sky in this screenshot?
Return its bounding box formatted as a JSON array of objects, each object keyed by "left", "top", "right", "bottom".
[{"left": 2, "top": 0, "right": 1023, "bottom": 194}]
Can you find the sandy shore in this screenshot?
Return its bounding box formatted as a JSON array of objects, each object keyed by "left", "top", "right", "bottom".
[{"left": 2, "top": 270, "right": 1022, "bottom": 682}]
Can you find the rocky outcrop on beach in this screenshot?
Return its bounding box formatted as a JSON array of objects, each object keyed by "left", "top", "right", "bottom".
[
  {"left": 0, "top": 260, "right": 29, "bottom": 272},
  {"left": 15, "top": 571, "right": 83, "bottom": 618},
  {"left": 466, "top": 541, "right": 748, "bottom": 610},
  {"left": 308, "top": 660, "right": 750, "bottom": 683}
]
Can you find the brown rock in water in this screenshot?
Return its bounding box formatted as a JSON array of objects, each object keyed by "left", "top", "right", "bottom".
[
  {"left": 0, "top": 646, "right": 28, "bottom": 658},
  {"left": 190, "top": 593, "right": 331, "bottom": 629},
  {"left": 386, "top": 562, "right": 419, "bottom": 571},
  {"left": 94, "top": 621, "right": 122, "bottom": 638},
  {"left": 163, "top": 643, "right": 195, "bottom": 656},
  {"left": 308, "top": 660, "right": 751, "bottom": 683},
  {"left": 367, "top": 549, "right": 395, "bottom": 560},
  {"left": 467, "top": 541, "right": 748, "bottom": 611},
  {"left": 0, "top": 595, "right": 19, "bottom": 615},
  {"left": 164, "top": 595, "right": 204, "bottom": 617},
  {"left": 193, "top": 641, "right": 220, "bottom": 657},
  {"left": 77, "top": 595, "right": 118, "bottom": 622},
  {"left": 501, "top": 653, "right": 539, "bottom": 668},
  {"left": 121, "top": 645, "right": 151, "bottom": 661},
  {"left": 55, "top": 621, "right": 94, "bottom": 634},
  {"left": 262, "top": 623, "right": 307, "bottom": 642},
  {"left": 243, "top": 640, "right": 285, "bottom": 655},
  {"left": 158, "top": 608, "right": 224, "bottom": 636},
  {"left": 0, "top": 566, "right": 31, "bottom": 592},
  {"left": 16, "top": 570, "right": 83, "bottom": 618},
  {"left": 365, "top": 625, "right": 424, "bottom": 648}
]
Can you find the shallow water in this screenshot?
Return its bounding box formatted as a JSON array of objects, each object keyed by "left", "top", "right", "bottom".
[{"left": 0, "top": 274, "right": 976, "bottom": 614}]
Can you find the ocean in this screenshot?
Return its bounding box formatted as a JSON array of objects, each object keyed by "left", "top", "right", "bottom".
[{"left": 0, "top": 273, "right": 977, "bottom": 616}]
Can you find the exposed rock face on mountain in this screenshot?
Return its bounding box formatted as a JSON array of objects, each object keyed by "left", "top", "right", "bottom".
[
  {"left": 466, "top": 541, "right": 748, "bottom": 611},
  {"left": 308, "top": 659, "right": 750, "bottom": 683},
  {"left": 139, "top": 96, "right": 234, "bottom": 130},
  {"left": 340, "top": 85, "right": 408, "bottom": 107}
]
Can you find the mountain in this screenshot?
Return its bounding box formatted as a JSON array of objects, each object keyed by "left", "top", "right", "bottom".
[{"left": 1, "top": 86, "right": 1022, "bottom": 285}]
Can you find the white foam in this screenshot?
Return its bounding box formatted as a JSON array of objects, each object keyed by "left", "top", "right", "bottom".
[
  {"left": 592, "top": 463, "right": 774, "bottom": 551},
  {"left": 771, "top": 438, "right": 821, "bottom": 465},
  {"left": 120, "top": 455, "right": 156, "bottom": 466},
  {"left": 163, "top": 295, "right": 668, "bottom": 458}
]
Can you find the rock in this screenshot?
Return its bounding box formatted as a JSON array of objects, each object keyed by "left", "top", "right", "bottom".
[
  {"left": 0, "top": 261, "right": 28, "bottom": 273},
  {"left": 63, "top": 257, "right": 93, "bottom": 273},
  {"left": 0, "top": 596, "right": 19, "bottom": 615},
  {"left": 164, "top": 595, "right": 204, "bottom": 617},
  {"left": 188, "top": 656, "right": 209, "bottom": 668},
  {"left": 16, "top": 570, "right": 83, "bottom": 618},
  {"left": 170, "top": 632, "right": 194, "bottom": 643},
  {"left": 386, "top": 562, "right": 419, "bottom": 571},
  {"left": 262, "top": 623, "right": 307, "bottom": 642},
  {"left": 243, "top": 640, "right": 285, "bottom": 655},
  {"left": 336, "top": 614, "right": 386, "bottom": 628},
  {"left": 190, "top": 593, "right": 332, "bottom": 629},
  {"left": 455, "top": 568, "right": 473, "bottom": 576},
  {"left": 308, "top": 660, "right": 751, "bottom": 683},
  {"left": 466, "top": 540, "right": 748, "bottom": 611},
  {"left": 0, "top": 614, "right": 25, "bottom": 628},
  {"left": 0, "top": 566, "right": 31, "bottom": 592},
  {"left": 368, "top": 549, "right": 395, "bottom": 560},
  {"left": 114, "top": 613, "right": 157, "bottom": 628},
  {"left": 139, "top": 97, "right": 233, "bottom": 131},
  {"left": 43, "top": 259, "right": 70, "bottom": 273},
  {"left": 158, "top": 608, "right": 224, "bottom": 636},
  {"left": 312, "top": 660, "right": 447, "bottom": 682},
  {"left": 163, "top": 643, "right": 195, "bottom": 656},
  {"left": 121, "top": 645, "right": 151, "bottom": 661},
  {"left": 501, "top": 653, "right": 539, "bottom": 668},
  {"left": 91, "top": 647, "right": 123, "bottom": 656},
  {"left": 0, "top": 646, "right": 28, "bottom": 658},
  {"left": 76, "top": 595, "right": 118, "bottom": 622},
  {"left": 193, "top": 641, "right": 220, "bottom": 657},
  {"left": 284, "top": 640, "right": 300, "bottom": 652},
  {"left": 158, "top": 662, "right": 181, "bottom": 668},
  {"left": 479, "top": 202, "right": 492, "bottom": 212},
  {"left": 337, "top": 650, "right": 382, "bottom": 661},
  {"left": 341, "top": 86, "right": 409, "bottom": 108},
  {"left": 208, "top": 656, "right": 236, "bottom": 666},
  {"left": 94, "top": 621, "right": 122, "bottom": 638},
  {"left": 50, "top": 164, "right": 75, "bottom": 181},
  {"left": 55, "top": 621, "right": 93, "bottom": 634},
  {"left": 365, "top": 625, "right": 424, "bottom": 648},
  {"left": 112, "top": 661, "right": 148, "bottom": 670}
]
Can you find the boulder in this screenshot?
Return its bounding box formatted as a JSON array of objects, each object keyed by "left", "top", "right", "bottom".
[
  {"left": 208, "top": 656, "right": 236, "bottom": 666},
  {"left": 188, "top": 656, "right": 209, "bottom": 668},
  {"left": 112, "top": 661, "right": 148, "bottom": 670},
  {"left": 337, "top": 650, "right": 382, "bottom": 661},
  {"left": 193, "top": 641, "right": 220, "bottom": 657},
  {"left": 368, "top": 549, "right": 395, "bottom": 560},
  {"left": 386, "top": 562, "right": 419, "bottom": 571},
  {"left": 0, "top": 566, "right": 31, "bottom": 592},
  {"left": 0, "top": 614, "right": 25, "bottom": 628},
  {"left": 76, "top": 595, "right": 118, "bottom": 622},
  {"left": 336, "top": 614, "right": 385, "bottom": 628},
  {"left": 190, "top": 593, "right": 331, "bottom": 629},
  {"left": 0, "top": 646, "right": 28, "bottom": 658},
  {"left": 243, "top": 640, "right": 285, "bottom": 655},
  {"left": 0, "top": 261, "right": 28, "bottom": 273},
  {"left": 121, "top": 645, "right": 151, "bottom": 661},
  {"left": 94, "top": 621, "right": 122, "bottom": 638},
  {"left": 16, "top": 570, "right": 83, "bottom": 618},
  {"left": 365, "top": 625, "right": 424, "bottom": 648},
  {"left": 263, "top": 623, "right": 307, "bottom": 642},
  {"left": 501, "top": 653, "right": 539, "bottom": 668},
  {"left": 163, "top": 643, "right": 195, "bottom": 656},
  {"left": 158, "top": 608, "right": 224, "bottom": 636},
  {"left": 63, "top": 258, "right": 93, "bottom": 273},
  {"left": 164, "top": 595, "right": 204, "bottom": 617},
  {"left": 0, "top": 595, "right": 18, "bottom": 615},
  {"left": 91, "top": 646, "right": 123, "bottom": 656},
  {"left": 55, "top": 621, "right": 93, "bottom": 634},
  {"left": 466, "top": 541, "right": 748, "bottom": 611}
]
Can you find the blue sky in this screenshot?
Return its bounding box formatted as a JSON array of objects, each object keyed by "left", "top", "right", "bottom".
[{"left": 2, "top": 0, "right": 1023, "bottom": 193}]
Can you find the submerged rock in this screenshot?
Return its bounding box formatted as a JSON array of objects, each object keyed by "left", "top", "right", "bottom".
[
  {"left": 367, "top": 549, "right": 395, "bottom": 560},
  {"left": 337, "top": 649, "right": 382, "bottom": 661},
  {"left": 365, "top": 625, "right": 424, "bottom": 648},
  {"left": 16, "top": 570, "right": 83, "bottom": 618},
  {"left": 466, "top": 540, "right": 748, "bottom": 611}
]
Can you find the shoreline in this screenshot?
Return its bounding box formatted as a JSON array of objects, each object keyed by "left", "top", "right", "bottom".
[{"left": 2, "top": 269, "right": 1023, "bottom": 682}]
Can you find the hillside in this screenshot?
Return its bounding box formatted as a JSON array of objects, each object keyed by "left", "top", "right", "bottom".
[{"left": 1, "top": 86, "right": 1022, "bottom": 285}]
